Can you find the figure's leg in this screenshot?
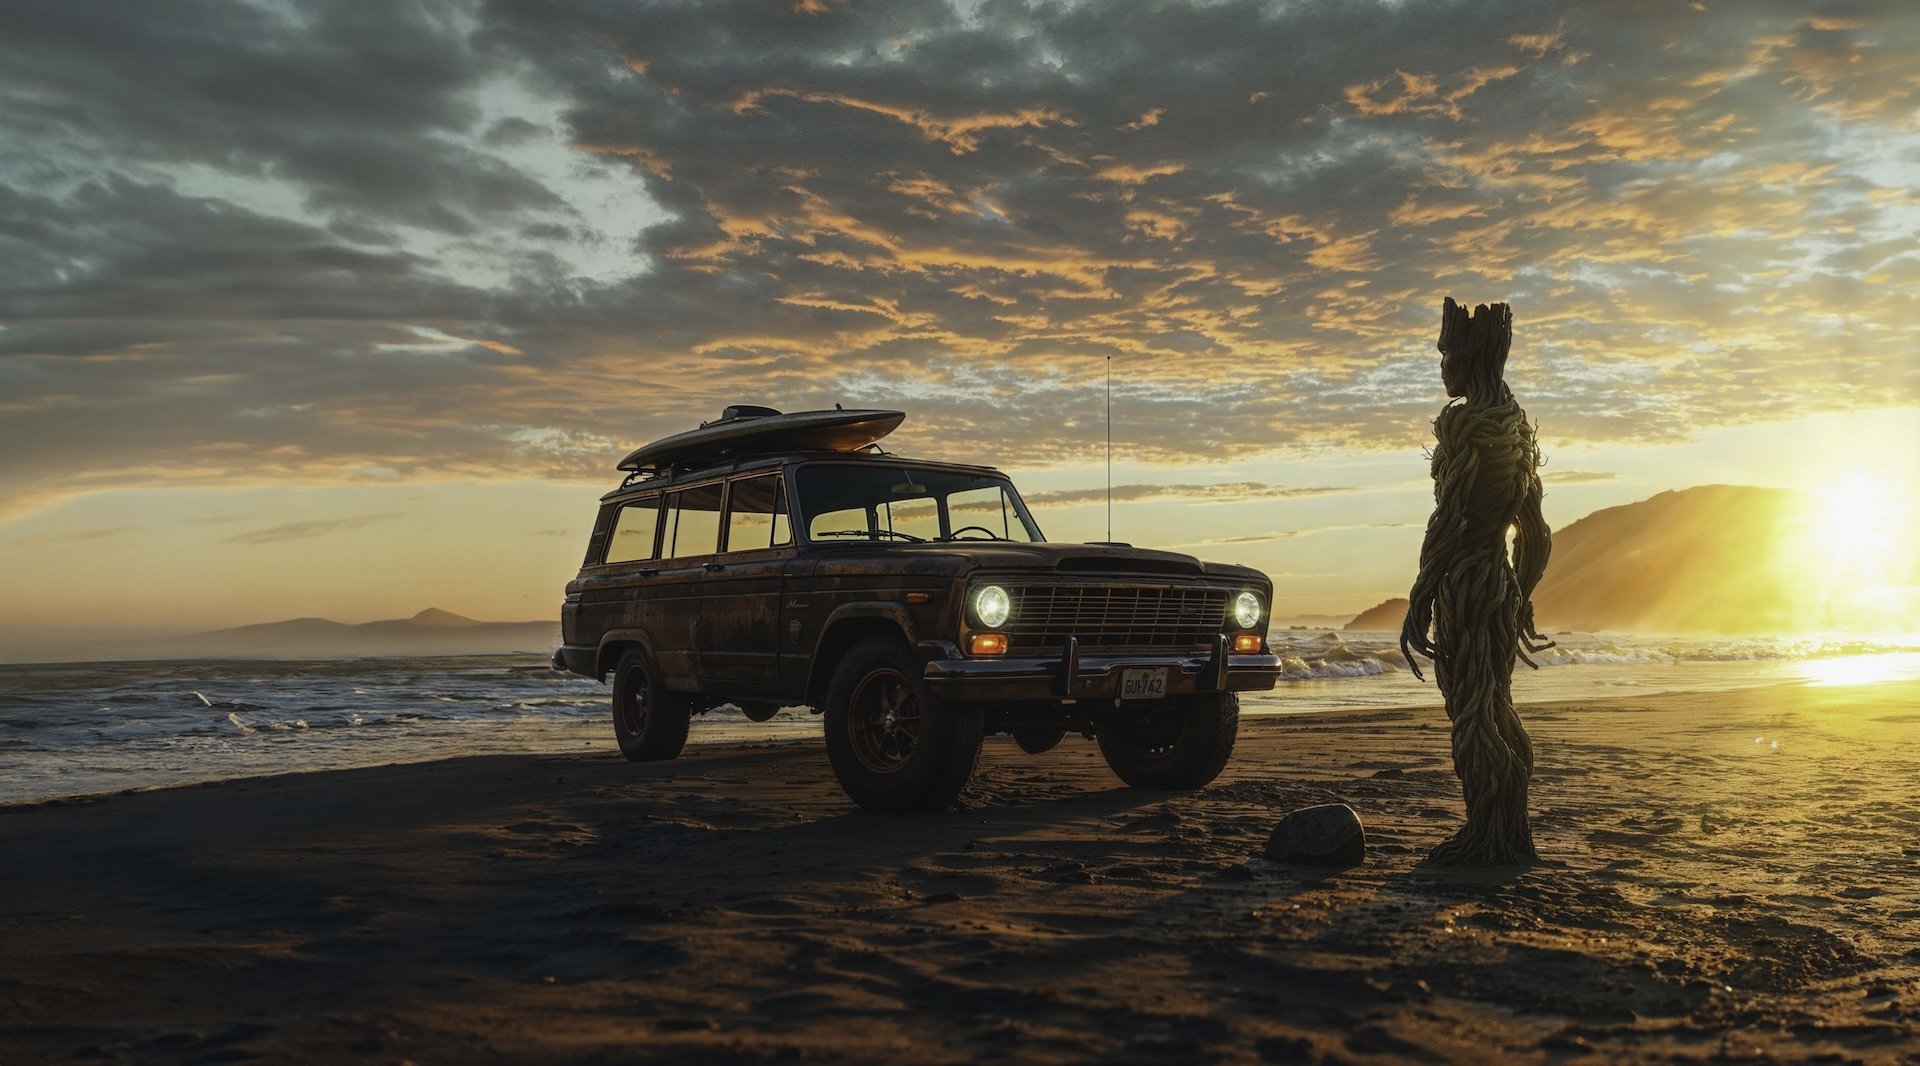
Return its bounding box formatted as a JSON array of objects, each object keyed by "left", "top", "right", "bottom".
[{"left": 1428, "top": 554, "right": 1538, "bottom": 865}]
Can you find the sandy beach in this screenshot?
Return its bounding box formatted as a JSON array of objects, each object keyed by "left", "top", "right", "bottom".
[{"left": 3, "top": 680, "right": 1916, "bottom": 1063}]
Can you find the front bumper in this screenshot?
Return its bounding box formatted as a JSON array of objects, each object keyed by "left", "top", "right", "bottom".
[{"left": 920, "top": 635, "right": 1281, "bottom": 702}]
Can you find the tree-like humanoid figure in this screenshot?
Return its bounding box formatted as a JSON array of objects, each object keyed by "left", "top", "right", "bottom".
[{"left": 1400, "top": 298, "right": 1555, "bottom": 866}]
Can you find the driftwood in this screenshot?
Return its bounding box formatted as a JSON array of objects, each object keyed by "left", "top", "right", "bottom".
[{"left": 1400, "top": 298, "right": 1554, "bottom": 866}]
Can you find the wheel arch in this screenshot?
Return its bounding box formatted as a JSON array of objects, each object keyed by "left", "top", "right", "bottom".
[
  {"left": 805, "top": 605, "right": 918, "bottom": 703},
  {"left": 595, "top": 628, "right": 661, "bottom": 681}
]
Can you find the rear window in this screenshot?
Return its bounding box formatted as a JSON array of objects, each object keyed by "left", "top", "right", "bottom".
[{"left": 604, "top": 497, "right": 660, "bottom": 564}]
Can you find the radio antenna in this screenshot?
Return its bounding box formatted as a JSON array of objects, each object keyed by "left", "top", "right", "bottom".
[{"left": 1105, "top": 354, "right": 1113, "bottom": 542}]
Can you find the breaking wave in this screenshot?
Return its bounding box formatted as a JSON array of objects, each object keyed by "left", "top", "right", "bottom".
[
  {"left": 1272, "top": 630, "right": 1920, "bottom": 679},
  {"left": 5, "top": 636, "right": 1917, "bottom": 804}
]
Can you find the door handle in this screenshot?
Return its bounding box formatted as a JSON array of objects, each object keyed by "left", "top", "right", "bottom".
[{"left": 703, "top": 561, "right": 725, "bottom": 571}]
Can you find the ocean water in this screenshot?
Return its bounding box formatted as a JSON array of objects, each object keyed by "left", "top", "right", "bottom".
[{"left": 2, "top": 633, "right": 1916, "bottom": 805}]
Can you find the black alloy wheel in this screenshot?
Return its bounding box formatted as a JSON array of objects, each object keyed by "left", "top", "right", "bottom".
[
  {"left": 1095, "top": 691, "right": 1239, "bottom": 789},
  {"left": 845, "top": 666, "right": 923, "bottom": 773},
  {"left": 610, "top": 647, "right": 692, "bottom": 762},
  {"left": 823, "top": 636, "right": 985, "bottom": 813}
]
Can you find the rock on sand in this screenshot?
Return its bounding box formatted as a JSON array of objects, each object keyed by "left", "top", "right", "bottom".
[{"left": 1265, "top": 803, "right": 1366, "bottom": 866}]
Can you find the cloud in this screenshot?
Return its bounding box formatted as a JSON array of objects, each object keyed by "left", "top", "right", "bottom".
[
  {"left": 1167, "top": 521, "right": 1416, "bottom": 548},
  {"left": 5, "top": 525, "right": 139, "bottom": 548},
  {"left": 1172, "top": 530, "right": 1305, "bottom": 546},
  {"left": 1024, "top": 482, "right": 1356, "bottom": 508},
  {"left": 2, "top": 0, "right": 1916, "bottom": 520},
  {"left": 1544, "top": 469, "right": 1619, "bottom": 484},
  {"left": 225, "top": 513, "right": 399, "bottom": 545}
]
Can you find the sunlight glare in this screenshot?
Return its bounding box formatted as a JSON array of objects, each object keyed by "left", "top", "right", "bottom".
[
  {"left": 1790, "top": 471, "right": 1920, "bottom": 632},
  {"left": 1799, "top": 651, "right": 1920, "bottom": 687},
  {"left": 1815, "top": 473, "right": 1908, "bottom": 572}
]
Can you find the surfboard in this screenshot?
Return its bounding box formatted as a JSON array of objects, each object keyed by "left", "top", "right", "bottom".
[{"left": 617, "top": 407, "right": 906, "bottom": 472}]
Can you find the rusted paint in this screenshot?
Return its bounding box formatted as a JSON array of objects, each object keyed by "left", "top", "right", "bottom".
[{"left": 559, "top": 451, "right": 1281, "bottom": 720}]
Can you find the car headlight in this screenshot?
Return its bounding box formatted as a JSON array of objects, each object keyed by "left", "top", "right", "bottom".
[
  {"left": 1232, "top": 591, "right": 1262, "bottom": 629},
  {"left": 972, "top": 584, "right": 1012, "bottom": 628}
]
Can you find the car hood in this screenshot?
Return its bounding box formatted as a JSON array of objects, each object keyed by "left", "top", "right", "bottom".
[{"left": 812, "top": 540, "right": 1268, "bottom": 584}]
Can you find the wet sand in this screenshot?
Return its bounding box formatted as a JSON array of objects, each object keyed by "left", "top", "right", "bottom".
[{"left": 3, "top": 680, "right": 1917, "bottom": 1063}]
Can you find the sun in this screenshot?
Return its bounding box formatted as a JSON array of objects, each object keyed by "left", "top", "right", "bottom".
[
  {"left": 1795, "top": 472, "right": 1920, "bottom": 633},
  {"left": 1814, "top": 474, "right": 1906, "bottom": 570}
]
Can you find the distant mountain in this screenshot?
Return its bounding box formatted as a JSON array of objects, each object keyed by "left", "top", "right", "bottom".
[
  {"left": 1271, "top": 612, "right": 1355, "bottom": 630},
  {"left": 1532, "top": 484, "right": 1812, "bottom": 634},
  {"left": 155, "top": 608, "right": 560, "bottom": 660},
  {"left": 1341, "top": 485, "right": 1819, "bottom": 636},
  {"left": 1345, "top": 598, "right": 1409, "bottom": 631}
]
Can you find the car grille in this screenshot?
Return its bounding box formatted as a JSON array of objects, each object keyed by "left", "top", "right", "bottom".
[{"left": 1001, "top": 583, "right": 1230, "bottom": 655}]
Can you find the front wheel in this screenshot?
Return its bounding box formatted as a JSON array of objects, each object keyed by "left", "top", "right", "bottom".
[
  {"left": 824, "top": 637, "right": 984, "bottom": 813},
  {"left": 1096, "top": 692, "right": 1239, "bottom": 790},
  {"left": 611, "top": 648, "right": 692, "bottom": 762}
]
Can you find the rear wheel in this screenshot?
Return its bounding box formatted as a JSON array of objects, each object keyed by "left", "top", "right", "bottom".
[
  {"left": 824, "top": 637, "right": 984, "bottom": 813},
  {"left": 1096, "top": 691, "right": 1239, "bottom": 789},
  {"left": 610, "top": 648, "right": 692, "bottom": 762}
]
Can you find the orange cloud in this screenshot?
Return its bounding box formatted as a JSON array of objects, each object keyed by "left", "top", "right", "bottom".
[
  {"left": 731, "top": 89, "right": 1073, "bottom": 153},
  {"left": 1345, "top": 65, "right": 1521, "bottom": 120},
  {"left": 1094, "top": 160, "right": 1186, "bottom": 185}
]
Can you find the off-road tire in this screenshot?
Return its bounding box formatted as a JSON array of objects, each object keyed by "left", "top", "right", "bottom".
[
  {"left": 1096, "top": 691, "right": 1239, "bottom": 790},
  {"left": 611, "top": 647, "right": 692, "bottom": 762},
  {"left": 824, "top": 636, "right": 985, "bottom": 813}
]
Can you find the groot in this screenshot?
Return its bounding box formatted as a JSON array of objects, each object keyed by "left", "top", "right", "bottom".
[{"left": 1400, "top": 298, "right": 1554, "bottom": 866}]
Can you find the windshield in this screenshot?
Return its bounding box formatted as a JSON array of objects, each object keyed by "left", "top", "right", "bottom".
[{"left": 795, "top": 464, "right": 1042, "bottom": 543}]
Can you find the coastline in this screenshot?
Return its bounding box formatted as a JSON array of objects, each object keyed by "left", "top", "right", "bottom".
[
  {"left": 3, "top": 680, "right": 1917, "bottom": 1062},
  {"left": 9, "top": 642, "right": 1919, "bottom": 807}
]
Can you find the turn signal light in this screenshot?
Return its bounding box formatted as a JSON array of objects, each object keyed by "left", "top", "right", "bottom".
[
  {"left": 970, "top": 633, "right": 1008, "bottom": 656},
  {"left": 1233, "top": 633, "right": 1263, "bottom": 654}
]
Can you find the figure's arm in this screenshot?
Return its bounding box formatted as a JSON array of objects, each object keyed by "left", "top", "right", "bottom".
[
  {"left": 1400, "top": 416, "right": 1476, "bottom": 681},
  {"left": 1512, "top": 469, "right": 1554, "bottom": 655},
  {"left": 1399, "top": 522, "right": 1442, "bottom": 682}
]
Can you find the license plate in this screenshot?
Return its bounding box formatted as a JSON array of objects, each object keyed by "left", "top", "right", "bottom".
[{"left": 1119, "top": 667, "right": 1168, "bottom": 700}]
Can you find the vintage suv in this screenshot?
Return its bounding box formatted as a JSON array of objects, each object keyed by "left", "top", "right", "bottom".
[{"left": 553, "top": 406, "right": 1282, "bottom": 812}]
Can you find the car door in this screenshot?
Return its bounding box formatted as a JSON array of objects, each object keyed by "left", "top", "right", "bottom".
[
  {"left": 651, "top": 480, "right": 724, "bottom": 687},
  {"left": 699, "top": 472, "right": 794, "bottom": 686},
  {"left": 587, "top": 494, "right": 661, "bottom": 647}
]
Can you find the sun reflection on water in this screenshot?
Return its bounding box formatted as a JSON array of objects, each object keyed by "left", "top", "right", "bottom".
[{"left": 1797, "top": 652, "right": 1920, "bottom": 687}]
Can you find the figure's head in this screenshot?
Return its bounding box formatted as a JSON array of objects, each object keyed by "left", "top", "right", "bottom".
[
  {"left": 1436, "top": 297, "right": 1512, "bottom": 400},
  {"left": 1440, "top": 345, "right": 1469, "bottom": 398}
]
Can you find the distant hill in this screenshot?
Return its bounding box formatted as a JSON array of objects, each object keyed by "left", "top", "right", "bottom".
[
  {"left": 1341, "top": 485, "right": 1817, "bottom": 635},
  {"left": 152, "top": 608, "right": 560, "bottom": 660},
  {"left": 1345, "top": 598, "right": 1409, "bottom": 631},
  {"left": 1272, "top": 612, "right": 1356, "bottom": 630},
  {"left": 1532, "top": 484, "right": 1811, "bottom": 634}
]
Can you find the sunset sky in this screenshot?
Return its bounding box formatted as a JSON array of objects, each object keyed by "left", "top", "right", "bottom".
[{"left": 2, "top": 0, "right": 1916, "bottom": 655}]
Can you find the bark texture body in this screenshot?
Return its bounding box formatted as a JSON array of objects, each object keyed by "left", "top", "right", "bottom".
[{"left": 1401, "top": 299, "right": 1554, "bottom": 866}]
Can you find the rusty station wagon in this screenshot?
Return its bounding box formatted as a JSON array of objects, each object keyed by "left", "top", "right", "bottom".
[{"left": 554, "top": 406, "right": 1283, "bottom": 812}]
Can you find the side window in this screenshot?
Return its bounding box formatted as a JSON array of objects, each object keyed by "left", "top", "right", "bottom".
[
  {"left": 663, "top": 482, "right": 724, "bottom": 559},
  {"left": 724, "top": 474, "right": 791, "bottom": 553},
  {"left": 604, "top": 497, "right": 661, "bottom": 563}
]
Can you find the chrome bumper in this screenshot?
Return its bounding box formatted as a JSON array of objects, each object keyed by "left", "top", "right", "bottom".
[{"left": 919, "top": 635, "right": 1281, "bottom": 702}]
